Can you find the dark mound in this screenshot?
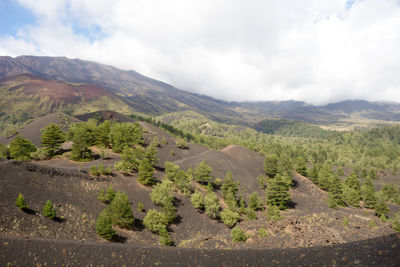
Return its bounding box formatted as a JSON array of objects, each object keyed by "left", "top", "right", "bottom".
[
  {"left": 1, "top": 233, "right": 399, "bottom": 266},
  {"left": 173, "top": 147, "right": 264, "bottom": 197},
  {"left": 75, "top": 110, "right": 135, "bottom": 123},
  {"left": 2, "top": 112, "right": 81, "bottom": 146},
  {"left": 140, "top": 121, "right": 209, "bottom": 169}
]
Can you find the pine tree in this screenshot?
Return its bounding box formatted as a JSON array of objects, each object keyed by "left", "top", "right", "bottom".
[
  {"left": 375, "top": 198, "right": 389, "bottom": 219},
  {"left": 94, "top": 120, "right": 111, "bottom": 148},
  {"left": 15, "top": 193, "right": 29, "bottom": 210},
  {"left": 107, "top": 192, "right": 135, "bottom": 228},
  {"left": 70, "top": 125, "right": 93, "bottom": 161},
  {"left": 40, "top": 123, "right": 66, "bottom": 157},
  {"left": 164, "top": 161, "right": 180, "bottom": 181},
  {"left": 0, "top": 142, "right": 10, "bottom": 159},
  {"left": 295, "top": 156, "right": 308, "bottom": 176},
  {"left": 194, "top": 161, "right": 213, "bottom": 184},
  {"left": 9, "top": 135, "right": 36, "bottom": 161},
  {"left": 220, "top": 208, "right": 240, "bottom": 228},
  {"left": 96, "top": 209, "right": 115, "bottom": 240},
  {"left": 138, "top": 158, "right": 155, "bottom": 185},
  {"left": 266, "top": 174, "right": 291, "bottom": 210},
  {"left": 361, "top": 177, "right": 377, "bottom": 209},
  {"left": 43, "top": 200, "right": 56, "bottom": 219},
  {"left": 150, "top": 180, "right": 174, "bottom": 206},
  {"left": 190, "top": 190, "right": 205, "bottom": 210},
  {"left": 221, "top": 171, "right": 239, "bottom": 199},
  {"left": 264, "top": 154, "right": 279, "bottom": 178},
  {"left": 145, "top": 137, "right": 159, "bottom": 166},
  {"left": 204, "top": 191, "right": 221, "bottom": 219},
  {"left": 249, "top": 192, "right": 264, "bottom": 211},
  {"left": 143, "top": 209, "right": 168, "bottom": 233},
  {"left": 327, "top": 174, "right": 345, "bottom": 208}
]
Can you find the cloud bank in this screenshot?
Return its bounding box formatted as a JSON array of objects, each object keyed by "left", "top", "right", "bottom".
[{"left": 1, "top": 0, "right": 400, "bottom": 105}]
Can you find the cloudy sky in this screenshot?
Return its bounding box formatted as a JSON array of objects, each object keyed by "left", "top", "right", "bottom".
[{"left": 0, "top": 0, "right": 399, "bottom": 105}]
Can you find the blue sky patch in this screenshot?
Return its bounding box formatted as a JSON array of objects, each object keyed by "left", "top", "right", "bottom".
[{"left": 0, "top": 0, "right": 36, "bottom": 36}]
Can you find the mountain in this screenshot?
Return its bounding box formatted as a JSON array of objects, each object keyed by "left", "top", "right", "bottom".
[
  {"left": 0, "top": 55, "right": 241, "bottom": 119},
  {"left": 1, "top": 55, "right": 400, "bottom": 133}
]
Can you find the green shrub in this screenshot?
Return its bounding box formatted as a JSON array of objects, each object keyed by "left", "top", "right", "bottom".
[
  {"left": 341, "top": 217, "right": 349, "bottom": 226},
  {"left": 138, "top": 158, "right": 155, "bottom": 185},
  {"left": 143, "top": 209, "right": 168, "bottom": 233},
  {"left": 159, "top": 228, "right": 173, "bottom": 246},
  {"left": 107, "top": 192, "right": 135, "bottom": 228},
  {"left": 0, "top": 143, "right": 10, "bottom": 159},
  {"left": 161, "top": 201, "right": 177, "bottom": 224},
  {"left": 30, "top": 148, "right": 48, "bottom": 160},
  {"left": 249, "top": 192, "right": 264, "bottom": 211},
  {"left": 204, "top": 191, "right": 220, "bottom": 219},
  {"left": 15, "top": 193, "right": 28, "bottom": 210},
  {"left": 190, "top": 191, "right": 205, "bottom": 210},
  {"left": 137, "top": 202, "right": 145, "bottom": 212},
  {"left": 90, "top": 165, "right": 99, "bottom": 176},
  {"left": 245, "top": 208, "right": 257, "bottom": 220},
  {"left": 220, "top": 208, "right": 240, "bottom": 228},
  {"left": 194, "top": 161, "right": 213, "bottom": 184},
  {"left": 266, "top": 205, "right": 282, "bottom": 222},
  {"left": 96, "top": 209, "right": 115, "bottom": 240},
  {"left": 258, "top": 228, "right": 267, "bottom": 238},
  {"left": 150, "top": 180, "right": 174, "bottom": 206},
  {"left": 231, "top": 226, "right": 248, "bottom": 242},
  {"left": 40, "top": 123, "right": 66, "bottom": 157},
  {"left": 9, "top": 135, "right": 36, "bottom": 161},
  {"left": 43, "top": 200, "right": 56, "bottom": 219},
  {"left": 392, "top": 212, "right": 400, "bottom": 232},
  {"left": 176, "top": 138, "right": 188, "bottom": 149}
]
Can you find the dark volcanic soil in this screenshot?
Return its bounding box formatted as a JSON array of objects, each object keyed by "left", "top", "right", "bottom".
[{"left": 1, "top": 233, "right": 400, "bottom": 266}]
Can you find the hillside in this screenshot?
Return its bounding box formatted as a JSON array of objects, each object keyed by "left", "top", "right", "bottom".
[
  {"left": 0, "top": 74, "right": 133, "bottom": 136},
  {"left": 2, "top": 56, "right": 400, "bottom": 132}
]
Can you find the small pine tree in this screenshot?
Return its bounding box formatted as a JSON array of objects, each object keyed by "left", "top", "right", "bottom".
[
  {"left": 375, "top": 198, "right": 389, "bottom": 219},
  {"left": 249, "top": 192, "right": 264, "bottom": 211},
  {"left": 138, "top": 158, "right": 155, "bottom": 185},
  {"left": 231, "top": 226, "right": 248, "bottom": 242},
  {"left": 194, "top": 161, "right": 213, "bottom": 184},
  {"left": 266, "top": 205, "right": 282, "bottom": 222},
  {"left": 107, "top": 192, "right": 135, "bottom": 228},
  {"left": 0, "top": 143, "right": 10, "bottom": 159},
  {"left": 361, "top": 177, "right": 377, "bottom": 209},
  {"left": 161, "top": 201, "right": 177, "bottom": 224},
  {"left": 258, "top": 228, "right": 267, "bottom": 238},
  {"left": 295, "top": 156, "right": 308, "bottom": 176},
  {"left": 90, "top": 165, "right": 99, "bottom": 176},
  {"left": 43, "top": 200, "right": 56, "bottom": 219},
  {"left": 9, "top": 135, "right": 36, "bottom": 161},
  {"left": 220, "top": 208, "right": 240, "bottom": 228},
  {"left": 145, "top": 138, "right": 159, "bottom": 166},
  {"left": 266, "top": 174, "right": 291, "bottom": 210},
  {"left": 164, "top": 161, "right": 180, "bottom": 181},
  {"left": 15, "top": 193, "right": 29, "bottom": 210},
  {"left": 245, "top": 208, "right": 257, "bottom": 220},
  {"left": 204, "top": 191, "right": 221, "bottom": 219},
  {"left": 106, "top": 185, "right": 116, "bottom": 202},
  {"left": 97, "top": 189, "right": 107, "bottom": 203},
  {"left": 143, "top": 209, "right": 168, "bottom": 233},
  {"left": 264, "top": 154, "right": 279, "bottom": 178},
  {"left": 327, "top": 174, "right": 345, "bottom": 208},
  {"left": 150, "top": 180, "right": 174, "bottom": 206},
  {"left": 69, "top": 125, "right": 93, "bottom": 161},
  {"left": 190, "top": 191, "right": 205, "bottom": 210},
  {"left": 40, "top": 123, "right": 66, "bottom": 157},
  {"left": 96, "top": 209, "right": 115, "bottom": 240},
  {"left": 392, "top": 212, "right": 400, "bottom": 232},
  {"left": 159, "top": 228, "right": 173, "bottom": 246},
  {"left": 137, "top": 202, "right": 145, "bottom": 212}
]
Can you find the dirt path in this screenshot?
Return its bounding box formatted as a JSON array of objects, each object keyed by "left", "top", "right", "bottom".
[{"left": 1, "top": 234, "right": 400, "bottom": 266}]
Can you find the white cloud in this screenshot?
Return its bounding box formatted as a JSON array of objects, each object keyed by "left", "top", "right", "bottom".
[{"left": 1, "top": 0, "right": 399, "bottom": 105}]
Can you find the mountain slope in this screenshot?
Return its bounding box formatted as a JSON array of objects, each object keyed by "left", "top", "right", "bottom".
[
  {"left": 2, "top": 56, "right": 400, "bottom": 131},
  {"left": 0, "top": 55, "right": 242, "bottom": 119}
]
